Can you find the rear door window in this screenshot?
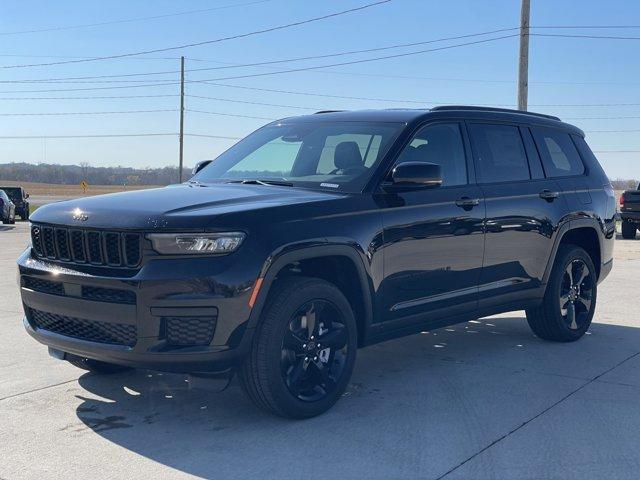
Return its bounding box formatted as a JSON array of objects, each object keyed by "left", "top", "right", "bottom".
[
  {"left": 531, "top": 127, "right": 585, "bottom": 177},
  {"left": 468, "top": 123, "right": 531, "bottom": 183}
]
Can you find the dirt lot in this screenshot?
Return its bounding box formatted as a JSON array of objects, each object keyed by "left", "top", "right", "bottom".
[{"left": 1, "top": 223, "right": 639, "bottom": 479}]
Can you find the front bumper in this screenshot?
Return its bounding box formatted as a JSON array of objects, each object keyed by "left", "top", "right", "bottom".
[{"left": 17, "top": 248, "right": 259, "bottom": 373}]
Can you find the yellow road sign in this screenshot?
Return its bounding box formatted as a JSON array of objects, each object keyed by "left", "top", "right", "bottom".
[{"left": 80, "top": 180, "right": 88, "bottom": 193}]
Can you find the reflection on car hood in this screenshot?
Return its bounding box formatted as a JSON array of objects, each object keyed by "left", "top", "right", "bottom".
[{"left": 30, "top": 183, "right": 345, "bottom": 229}]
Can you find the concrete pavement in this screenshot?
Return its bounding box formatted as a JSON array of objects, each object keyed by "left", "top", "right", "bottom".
[{"left": 1, "top": 222, "right": 639, "bottom": 479}]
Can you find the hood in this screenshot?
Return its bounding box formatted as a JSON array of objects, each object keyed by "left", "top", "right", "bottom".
[{"left": 30, "top": 183, "right": 345, "bottom": 230}]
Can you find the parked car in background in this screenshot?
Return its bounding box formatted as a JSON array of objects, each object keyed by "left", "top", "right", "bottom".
[
  {"left": 0, "top": 186, "right": 29, "bottom": 221},
  {"left": 0, "top": 190, "right": 16, "bottom": 224},
  {"left": 18, "top": 106, "right": 616, "bottom": 418},
  {"left": 619, "top": 183, "right": 640, "bottom": 239}
]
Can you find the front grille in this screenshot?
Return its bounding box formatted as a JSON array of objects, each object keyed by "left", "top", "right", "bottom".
[
  {"left": 31, "top": 224, "right": 141, "bottom": 268},
  {"left": 22, "top": 276, "right": 136, "bottom": 305},
  {"left": 29, "top": 308, "right": 137, "bottom": 347},
  {"left": 164, "top": 316, "right": 217, "bottom": 347}
]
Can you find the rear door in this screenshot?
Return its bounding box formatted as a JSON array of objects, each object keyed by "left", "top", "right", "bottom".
[{"left": 467, "top": 122, "right": 568, "bottom": 309}]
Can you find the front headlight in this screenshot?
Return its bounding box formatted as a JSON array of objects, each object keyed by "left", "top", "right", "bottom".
[{"left": 147, "top": 232, "right": 245, "bottom": 255}]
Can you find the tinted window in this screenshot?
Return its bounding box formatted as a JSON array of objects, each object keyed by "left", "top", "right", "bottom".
[
  {"left": 194, "top": 121, "right": 402, "bottom": 192},
  {"left": 532, "top": 128, "right": 585, "bottom": 177},
  {"left": 469, "top": 124, "right": 530, "bottom": 183},
  {"left": 394, "top": 123, "right": 467, "bottom": 186}
]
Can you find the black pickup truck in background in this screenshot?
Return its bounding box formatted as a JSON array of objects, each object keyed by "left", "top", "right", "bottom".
[{"left": 620, "top": 184, "right": 640, "bottom": 239}]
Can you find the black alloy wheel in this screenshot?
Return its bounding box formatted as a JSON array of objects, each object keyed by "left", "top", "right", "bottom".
[
  {"left": 281, "top": 300, "right": 349, "bottom": 402},
  {"left": 559, "top": 259, "right": 594, "bottom": 332}
]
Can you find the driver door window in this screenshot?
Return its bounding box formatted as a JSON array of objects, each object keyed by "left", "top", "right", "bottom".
[{"left": 394, "top": 123, "right": 468, "bottom": 186}]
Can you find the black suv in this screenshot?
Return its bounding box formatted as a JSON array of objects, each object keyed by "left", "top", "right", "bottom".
[
  {"left": 18, "top": 106, "right": 616, "bottom": 418},
  {"left": 0, "top": 186, "right": 29, "bottom": 220}
]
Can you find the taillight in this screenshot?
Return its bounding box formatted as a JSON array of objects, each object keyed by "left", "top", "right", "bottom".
[{"left": 620, "top": 195, "right": 625, "bottom": 206}]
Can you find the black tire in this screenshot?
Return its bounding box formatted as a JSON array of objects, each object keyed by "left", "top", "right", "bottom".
[
  {"left": 526, "top": 245, "right": 597, "bottom": 342},
  {"left": 66, "top": 354, "right": 132, "bottom": 374},
  {"left": 621, "top": 220, "right": 637, "bottom": 239},
  {"left": 239, "top": 276, "right": 358, "bottom": 419}
]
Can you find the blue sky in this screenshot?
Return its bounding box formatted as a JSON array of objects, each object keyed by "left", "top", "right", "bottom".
[{"left": 1, "top": 0, "right": 640, "bottom": 179}]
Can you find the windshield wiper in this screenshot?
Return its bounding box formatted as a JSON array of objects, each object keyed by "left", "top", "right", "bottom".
[{"left": 226, "top": 179, "right": 294, "bottom": 187}]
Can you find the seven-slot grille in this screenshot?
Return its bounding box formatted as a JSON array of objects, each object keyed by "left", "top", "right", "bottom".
[{"left": 31, "top": 224, "right": 141, "bottom": 268}]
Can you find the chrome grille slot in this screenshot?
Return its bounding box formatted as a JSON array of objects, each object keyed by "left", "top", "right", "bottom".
[
  {"left": 55, "top": 228, "right": 71, "bottom": 261},
  {"left": 87, "top": 231, "right": 103, "bottom": 264},
  {"left": 30, "top": 224, "right": 142, "bottom": 268},
  {"left": 104, "top": 232, "right": 121, "bottom": 266}
]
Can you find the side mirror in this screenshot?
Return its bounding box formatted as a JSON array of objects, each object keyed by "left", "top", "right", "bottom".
[
  {"left": 24, "top": 193, "right": 29, "bottom": 199},
  {"left": 391, "top": 162, "right": 442, "bottom": 187},
  {"left": 192, "top": 160, "right": 213, "bottom": 176}
]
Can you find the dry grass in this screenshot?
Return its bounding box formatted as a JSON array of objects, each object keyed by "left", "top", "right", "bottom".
[{"left": 0, "top": 180, "right": 161, "bottom": 197}]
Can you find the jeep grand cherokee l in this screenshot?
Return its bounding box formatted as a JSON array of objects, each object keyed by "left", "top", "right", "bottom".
[{"left": 18, "top": 106, "right": 616, "bottom": 418}]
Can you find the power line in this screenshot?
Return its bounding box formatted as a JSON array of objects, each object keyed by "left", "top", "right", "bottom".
[
  {"left": 188, "top": 94, "right": 317, "bottom": 110},
  {"left": 186, "top": 34, "right": 518, "bottom": 83},
  {"left": 0, "top": 94, "right": 179, "bottom": 100},
  {"left": 187, "top": 109, "right": 276, "bottom": 120},
  {"left": 0, "top": 132, "right": 240, "bottom": 140},
  {"left": 0, "top": 109, "right": 177, "bottom": 116},
  {"left": 0, "top": 1, "right": 391, "bottom": 69},
  {"left": 532, "top": 33, "right": 640, "bottom": 40},
  {"left": 0, "top": 133, "right": 177, "bottom": 139},
  {"left": 0, "top": 1, "right": 273, "bottom": 36},
  {"left": 0, "top": 81, "right": 179, "bottom": 94},
  {"left": 0, "top": 27, "right": 519, "bottom": 83}
]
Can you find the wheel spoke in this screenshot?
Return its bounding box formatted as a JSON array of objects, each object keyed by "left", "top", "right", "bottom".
[
  {"left": 565, "top": 263, "right": 574, "bottom": 286},
  {"left": 559, "top": 293, "right": 570, "bottom": 311},
  {"left": 576, "top": 294, "right": 592, "bottom": 312},
  {"left": 305, "top": 303, "right": 317, "bottom": 338},
  {"left": 567, "top": 301, "right": 578, "bottom": 330},
  {"left": 319, "top": 324, "right": 348, "bottom": 350},
  {"left": 283, "top": 330, "right": 306, "bottom": 354},
  {"left": 287, "top": 358, "right": 309, "bottom": 388},
  {"left": 575, "top": 262, "right": 589, "bottom": 287}
]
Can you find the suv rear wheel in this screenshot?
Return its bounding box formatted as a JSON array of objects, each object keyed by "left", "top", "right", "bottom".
[
  {"left": 239, "top": 277, "right": 357, "bottom": 418},
  {"left": 66, "top": 354, "right": 132, "bottom": 374},
  {"left": 526, "top": 245, "right": 597, "bottom": 342},
  {"left": 621, "top": 220, "right": 637, "bottom": 239}
]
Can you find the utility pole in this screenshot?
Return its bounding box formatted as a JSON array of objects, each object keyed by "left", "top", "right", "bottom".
[
  {"left": 178, "top": 56, "right": 185, "bottom": 183},
  {"left": 517, "top": 0, "right": 530, "bottom": 111}
]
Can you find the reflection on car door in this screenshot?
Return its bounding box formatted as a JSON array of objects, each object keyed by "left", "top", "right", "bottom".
[
  {"left": 467, "top": 122, "right": 568, "bottom": 309},
  {"left": 377, "top": 122, "right": 485, "bottom": 329}
]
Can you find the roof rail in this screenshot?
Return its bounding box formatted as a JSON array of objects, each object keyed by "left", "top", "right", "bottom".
[
  {"left": 430, "top": 105, "right": 560, "bottom": 121},
  {"left": 314, "top": 110, "right": 345, "bottom": 114}
]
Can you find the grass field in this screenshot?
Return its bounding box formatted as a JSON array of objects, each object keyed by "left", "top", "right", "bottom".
[{"left": 0, "top": 180, "right": 161, "bottom": 197}]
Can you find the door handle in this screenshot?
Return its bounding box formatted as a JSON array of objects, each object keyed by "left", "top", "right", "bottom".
[
  {"left": 539, "top": 190, "right": 559, "bottom": 201},
  {"left": 455, "top": 197, "right": 480, "bottom": 209}
]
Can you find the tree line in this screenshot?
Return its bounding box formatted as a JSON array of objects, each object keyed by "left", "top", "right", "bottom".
[{"left": 0, "top": 162, "right": 191, "bottom": 186}]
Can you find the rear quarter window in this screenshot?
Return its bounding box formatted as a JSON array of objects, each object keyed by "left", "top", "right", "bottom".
[{"left": 531, "top": 127, "right": 585, "bottom": 178}]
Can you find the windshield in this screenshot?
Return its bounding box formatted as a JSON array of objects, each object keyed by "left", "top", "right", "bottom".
[{"left": 192, "top": 121, "right": 403, "bottom": 192}]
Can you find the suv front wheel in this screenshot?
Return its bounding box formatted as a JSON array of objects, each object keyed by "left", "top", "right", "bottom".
[
  {"left": 621, "top": 220, "right": 637, "bottom": 239},
  {"left": 239, "top": 277, "right": 357, "bottom": 418},
  {"left": 526, "top": 245, "right": 597, "bottom": 342}
]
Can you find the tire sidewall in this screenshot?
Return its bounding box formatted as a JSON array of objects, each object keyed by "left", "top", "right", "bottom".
[{"left": 259, "top": 280, "right": 358, "bottom": 418}]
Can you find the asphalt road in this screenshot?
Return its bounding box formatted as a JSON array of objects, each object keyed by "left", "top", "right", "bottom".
[{"left": 1, "top": 222, "right": 639, "bottom": 479}]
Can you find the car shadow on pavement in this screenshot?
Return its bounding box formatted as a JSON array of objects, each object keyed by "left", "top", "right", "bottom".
[
  {"left": 0, "top": 225, "right": 15, "bottom": 231},
  {"left": 72, "top": 315, "right": 640, "bottom": 478}
]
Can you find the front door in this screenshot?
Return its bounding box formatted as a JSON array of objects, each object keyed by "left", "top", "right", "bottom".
[{"left": 378, "top": 122, "right": 485, "bottom": 326}]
